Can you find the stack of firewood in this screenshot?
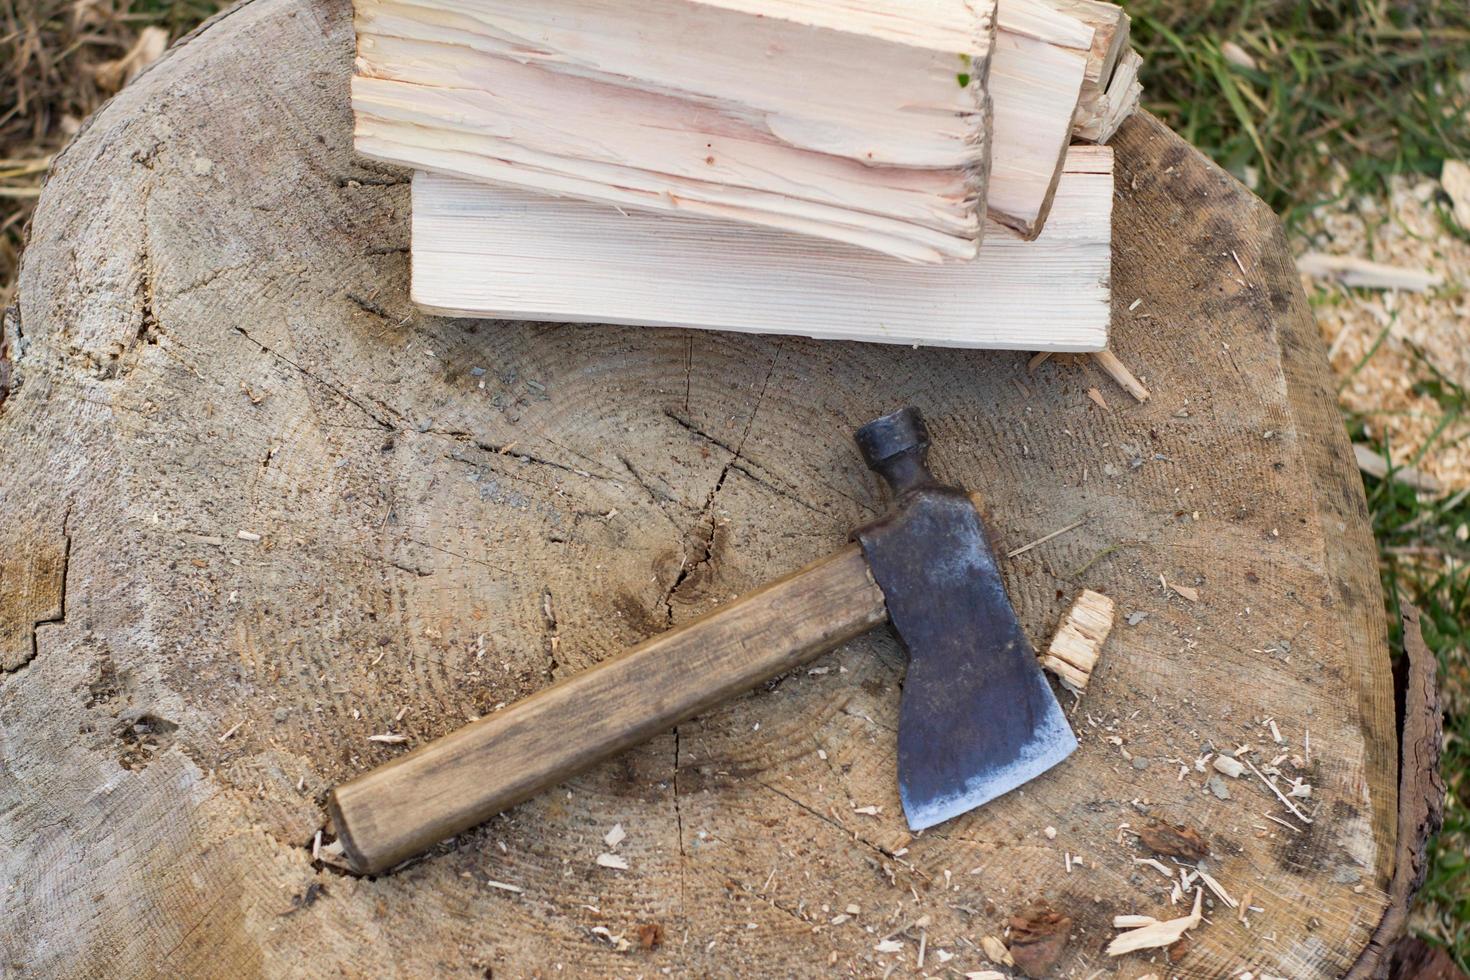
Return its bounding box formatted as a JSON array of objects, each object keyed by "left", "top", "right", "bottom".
[{"left": 350, "top": 0, "right": 1142, "bottom": 351}]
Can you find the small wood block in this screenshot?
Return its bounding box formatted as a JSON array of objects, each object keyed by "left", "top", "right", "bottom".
[{"left": 1040, "top": 588, "right": 1114, "bottom": 692}]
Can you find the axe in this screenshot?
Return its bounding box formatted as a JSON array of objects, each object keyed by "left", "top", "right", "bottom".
[{"left": 329, "top": 407, "right": 1077, "bottom": 874}]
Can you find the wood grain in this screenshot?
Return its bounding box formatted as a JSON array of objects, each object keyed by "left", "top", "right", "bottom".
[
  {"left": 986, "top": 0, "right": 1092, "bottom": 237},
  {"left": 0, "top": 522, "right": 69, "bottom": 672},
  {"left": 353, "top": 0, "right": 997, "bottom": 262},
  {"left": 411, "top": 146, "right": 1113, "bottom": 351},
  {"left": 0, "top": 0, "right": 1411, "bottom": 973},
  {"left": 331, "top": 544, "right": 887, "bottom": 873}
]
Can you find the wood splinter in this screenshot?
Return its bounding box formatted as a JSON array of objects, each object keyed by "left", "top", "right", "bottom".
[
  {"left": 1091, "top": 348, "right": 1150, "bottom": 402},
  {"left": 1040, "top": 588, "right": 1115, "bottom": 693}
]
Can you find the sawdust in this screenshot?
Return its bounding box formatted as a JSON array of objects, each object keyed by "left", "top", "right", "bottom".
[{"left": 1297, "top": 170, "right": 1470, "bottom": 489}]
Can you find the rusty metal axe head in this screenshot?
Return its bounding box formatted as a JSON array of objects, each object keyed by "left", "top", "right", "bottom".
[{"left": 853, "top": 407, "right": 1077, "bottom": 831}]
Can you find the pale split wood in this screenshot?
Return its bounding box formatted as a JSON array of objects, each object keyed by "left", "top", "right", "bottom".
[
  {"left": 1036, "top": 0, "right": 1131, "bottom": 136},
  {"left": 986, "top": 0, "right": 1093, "bottom": 237},
  {"left": 1107, "top": 886, "right": 1202, "bottom": 955},
  {"left": 1091, "top": 347, "right": 1151, "bottom": 402},
  {"left": 1353, "top": 444, "right": 1443, "bottom": 494},
  {"left": 410, "top": 146, "right": 1113, "bottom": 351},
  {"left": 1296, "top": 253, "right": 1443, "bottom": 292},
  {"left": 0, "top": 0, "right": 1405, "bottom": 969},
  {"left": 1076, "top": 45, "right": 1143, "bottom": 143},
  {"left": 1039, "top": 588, "right": 1113, "bottom": 693},
  {"left": 352, "top": 0, "right": 997, "bottom": 262}
]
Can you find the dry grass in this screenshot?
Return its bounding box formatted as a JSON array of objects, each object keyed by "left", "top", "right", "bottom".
[{"left": 0, "top": 0, "right": 218, "bottom": 305}]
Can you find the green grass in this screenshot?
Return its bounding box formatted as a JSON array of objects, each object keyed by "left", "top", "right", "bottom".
[
  {"left": 1124, "top": 3, "right": 1470, "bottom": 963},
  {"left": 1125, "top": 0, "right": 1470, "bottom": 223}
]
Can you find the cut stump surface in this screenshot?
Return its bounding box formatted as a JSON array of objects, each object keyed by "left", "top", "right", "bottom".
[{"left": 0, "top": 1, "right": 1405, "bottom": 976}]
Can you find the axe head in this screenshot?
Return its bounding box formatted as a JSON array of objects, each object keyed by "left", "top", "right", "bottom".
[{"left": 853, "top": 408, "right": 1077, "bottom": 830}]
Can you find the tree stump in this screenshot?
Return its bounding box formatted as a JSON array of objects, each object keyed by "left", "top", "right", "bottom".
[{"left": 0, "top": 1, "right": 1432, "bottom": 975}]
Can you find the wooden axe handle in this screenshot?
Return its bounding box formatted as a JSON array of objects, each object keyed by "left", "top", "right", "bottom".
[{"left": 328, "top": 544, "right": 887, "bottom": 873}]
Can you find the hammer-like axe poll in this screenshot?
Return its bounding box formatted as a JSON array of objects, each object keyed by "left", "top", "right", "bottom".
[{"left": 329, "top": 407, "right": 1077, "bottom": 874}]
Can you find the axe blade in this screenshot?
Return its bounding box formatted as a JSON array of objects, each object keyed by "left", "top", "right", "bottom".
[{"left": 853, "top": 413, "right": 1076, "bottom": 831}]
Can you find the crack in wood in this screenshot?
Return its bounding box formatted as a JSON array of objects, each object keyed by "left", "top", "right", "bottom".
[
  {"left": 759, "top": 781, "right": 910, "bottom": 868},
  {"left": 343, "top": 291, "right": 398, "bottom": 322},
  {"left": 232, "top": 325, "right": 398, "bottom": 430},
  {"left": 0, "top": 303, "right": 17, "bottom": 414},
  {"left": 541, "top": 587, "right": 559, "bottom": 683},
  {"left": 660, "top": 343, "right": 785, "bottom": 620},
  {"left": 612, "top": 454, "right": 685, "bottom": 533}
]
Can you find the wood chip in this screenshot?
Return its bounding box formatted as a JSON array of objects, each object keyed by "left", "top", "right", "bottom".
[
  {"left": 1196, "top": 869, "right": 1238, "bottom": 908},
  {"left": 965, "top": 973, "right": 1006, "bottom": 980},
  {"left": 1297, "top": 253, "right": 1442, "bottom": 292},
  {"left": 1138, "top": 819, "right": 1209, "bottom": 861},
  {"left": 1213, "top": 754, "right": 1246, "bottom": 778},
  {"left": 1353, "top": 444, "right": 1443, "bottom": 494},
  {"left": 484, "top": 879, "right": 524, "bottom": 894},
  {"left": 217, "top": 721, "right": 243, "bottom": 742},
  {"left": 874, "top": 939, "right": 904, "bottom": 953},
  {"left": 1243, "top": 757, "right": 1314, "bottom": 824},
  {"left": 367, "top": 733, "right": 408, "bottom": 744},
  {"left": 1160, "top": 574, "right": 1199, "bottom": 602},
  {"left": 1087, "top": 387, "right": 1109, "bottom": 410},
  {"left": 604, "top": 823, "right": 626, "bottom": 848},
  {"left": 1107, "top": 888, "right": 1202, "bottom": 956},
  {"left": 316, "top": 838, "right": 354, "bottom": 870},
  {"left": 236, "top": 530, "right": 262, "bottom": 541},
  {"left": 1133, "top": 857, "right": 1174, "bottom": 878},
  {"left": 980, "top": 935, "right": 1014, "bottom": 966},
  {"left": 591, "top": 926, "right": 631, "bottom": 951},
  {"left": 1090, "top": 348, "right": 1151, "bottom": 402},
  {"left": 1040, "top": 589, "right": 1114, "bottom": 693},
  {"left": 1263, "top": 812, "right": 1301, "bottom": 834},
  {"left": 595, "top": 853, "right": 629, "bottom": 870},
  {"left": 1007, "top": 518, "right": 1086, "bottom": 559},
  {"left": 1114, "top": 914, "right": 1160, "bottom": 928}
]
